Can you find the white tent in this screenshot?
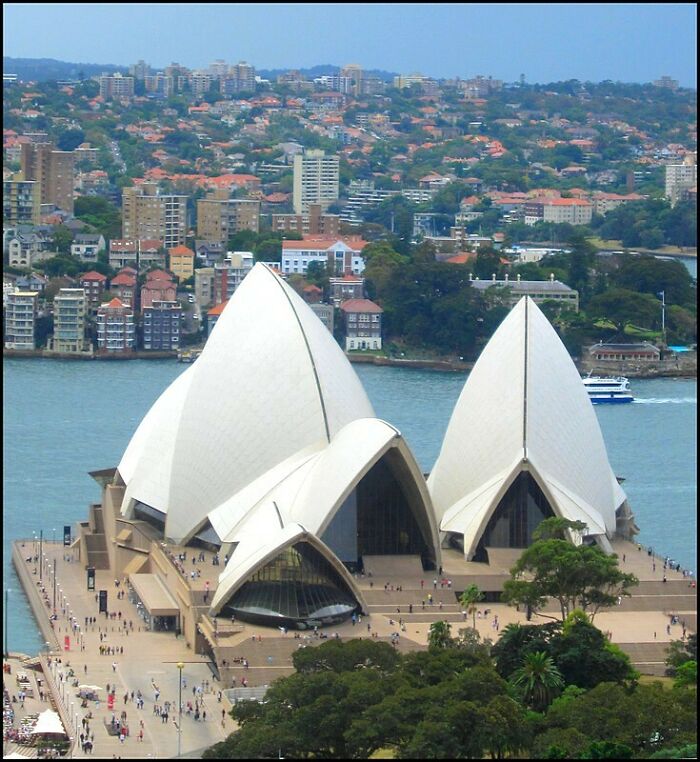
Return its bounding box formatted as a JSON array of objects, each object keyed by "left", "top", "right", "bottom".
[{"left": 31, "top": 708, "right": 66, "bottom": 736}]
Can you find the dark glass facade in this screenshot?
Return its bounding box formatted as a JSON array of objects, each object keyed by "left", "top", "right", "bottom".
[
  {"left": 473, "top": 472, "right": 554, "bottom": 562},
  {"left": 356, "top": 458, "right": 430, "bottom": 558},
  {"left": 223, "top": 542, "right": 359, "bottom": 629}
]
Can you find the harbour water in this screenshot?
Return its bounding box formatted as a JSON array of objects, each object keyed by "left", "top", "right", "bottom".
[{"left": 3, "top": 359, "right": 696, "bottom": 655}]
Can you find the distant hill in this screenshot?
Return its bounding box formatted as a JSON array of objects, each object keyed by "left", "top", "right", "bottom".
[
  {"left": 3, "top": 57, "right": 127, "bottom": 82},
  {"left": 3, "top": 57, "right": 397, "bottom": 84}
]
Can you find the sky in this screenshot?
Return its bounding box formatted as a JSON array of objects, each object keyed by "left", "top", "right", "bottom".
[{"left": 3, "top": 3, "right": 697, "bottom": 87}]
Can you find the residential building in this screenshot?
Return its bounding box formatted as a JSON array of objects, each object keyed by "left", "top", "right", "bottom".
[
  {"left": 292, "top": 149, "right": 340, "bottom": 214},
  {"left": 108, "top": 239, "right": 165, "bottom": 270},
  {"left": 15, "top": 272, "right": 48, "bottom": 294},
  {"left": 207, "top": 300, "right": 228, "bottom": 335},
  {"left": 71, "top": 233, "right": 106, "bottom": 263},
  {"left": 99, "top": 73, "right": 135, "bottom": 99},
  {"left": 271, "top": 204, "right": 341, "bottom": 237},
  {"left": 281, "top": 236, "right": 368, "bottom": 276},
  {"left": 129, "top": 60, "right": 152, "bottom": 80},
  {"left": 340, "top": 298, "right": 383, "bottom": 350},
  {"left": 196, "top": 193, "right": 260, "bottom": 243},
  {"left": 96, "top": 298, "right": 135, "bottom": 353},
  {"left": 339, "top": 64, "right": 363, "bottom": 97},
  {"left": 310, "top": 302, "right": 334, "bottom": 333},
  {"left": 122, "top": 184, "right": 188, "bottom": 249},
  {"left": 329, "top": 274, "right": 364, "bottom": 307},
  {"left": 665, "top": 157, "right": 697, "bottom": 205},
  {"left": 20, "top": 142, "right": 75, "bottom": 214},
  {"left": 109, "top": 270, "right": 137, "bottom": 307},
  {"left": 468, "top": 274, "right": 580, "bottom": 312},
  {"left": 3, "top": 178, "right": 41, "bottom": 226},
  {"left": 50, "top": 288, "right": 89, "bottom": 353},
  {"left": 212, "top": 251, "right": 254, "bottom": 304},
  {"left": 524, "top": 198, "right": 593, "bottom": 226},
  {"left": 108, "top": 239, "right": 138, "bottom": 269},
  {"left": 79, "top": 271, "right": 108, "bottom": 313},
  {"left": 194, "top": 240, "right": 226, "bottom": 266},
  {"left": 4, "top": 291, "right": 37, "bottom": 350},
  {"left": 141, "top": 273, "right": 177, "bottom": 309},
  {"left": 195, "top": 267, "right": 216, "bottom": 311},
  {"left": 220, "top": 61, "right": 256, "bottom": 95},
  {"left": 142, "top": 300, "right": 182, "bottom": 351},
  {"left": 591, "top": 192, "right": 645, "bottom": 216},
  {"left": 7, "top": 228, "right": 54, "bottom": 268},
  {"left": 168, "top": 245, "right": 196, "bottom": 282},
  {"left": 653, "top": 75, "right": 679, "bottom": 91}
]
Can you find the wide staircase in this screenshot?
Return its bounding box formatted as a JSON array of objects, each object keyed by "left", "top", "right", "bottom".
[{"left": 362, "top": 555, "right": 424, "bottom": 579}]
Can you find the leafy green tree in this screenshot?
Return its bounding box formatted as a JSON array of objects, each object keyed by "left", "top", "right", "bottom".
[
  {"left": 57, "top": 128, "right": 85, "bottom": 151},
  {"left": 427, "top": 620, "right": 453, "bottom": 651},
  {"left": 502, "top": 519, "right": 639, "bottom": 621},
  {"left": 511, "top": 651, "right": 565, "bottom": 711},
  {"left": 665, "top": 634, "right": 697, "bottom": 676},
  {"left": 51, "top": 225, "right": 74, "bottom": 256},
  {"left": 673, "top": 660, "right": 697, "bottom": 688},
  {"left": 459, "top": 584, "right": 484, "bottom": 630}
]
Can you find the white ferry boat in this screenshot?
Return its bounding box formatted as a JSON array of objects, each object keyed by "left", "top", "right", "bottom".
[{"left": 582, "top": 375, "right": 634, "bottom": 404}]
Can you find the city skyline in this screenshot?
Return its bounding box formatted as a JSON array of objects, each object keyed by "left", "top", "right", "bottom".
[{"left": 3, "top": 2, "right": 697, "bottom": 87}]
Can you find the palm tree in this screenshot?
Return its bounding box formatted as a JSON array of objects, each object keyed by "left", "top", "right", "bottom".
[
  {"left": 459, "top": 584, "right": 484, "bottom": 630},
  {"left": 510, "top": 651, "right": 564, "bottom": 711}
]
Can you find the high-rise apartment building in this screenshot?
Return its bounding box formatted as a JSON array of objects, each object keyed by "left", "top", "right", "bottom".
[
  {"left": 196, "top": 193, "right": 260, "bottom": 243},
  {"left": 293, "top": 149, "right": 340, "bottom": 215},
  {"left": 50, "top": 288, "right": 88, "bottom": 354},
  {"left": 20, "top": 142, "right": 75, "bottom": 214},
  {"left": 99, "top": 73, "right": 135, "bottom": 99},
  {"left": 665, "top": 157, "right": 697, "bottom": 205},
  {"left": 3, "top": 178, "right": 41, "bottom": 225},
  {"left": 4, "top": 291, "right": 38, "bottom": 350},
  {"left": 220, "top": 61, "right": 256, "bottom": 95},
  {"left": 129, "top": 60, "right": 152, "bottom": 80},
  {"left": 339, "top": 64, "right": 363, "bottom": 96},
  {"left": 122, "top": 184, "right": 188, "bottom": 249}
]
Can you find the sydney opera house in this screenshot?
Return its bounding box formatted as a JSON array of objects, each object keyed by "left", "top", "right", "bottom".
[{"left": 78, "top": 263, "right": 637, "bottom": 647}]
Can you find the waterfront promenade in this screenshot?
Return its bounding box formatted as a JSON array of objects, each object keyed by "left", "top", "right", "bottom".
[{"left": 10, "top": 540, "right": 233, "bottom": 758}]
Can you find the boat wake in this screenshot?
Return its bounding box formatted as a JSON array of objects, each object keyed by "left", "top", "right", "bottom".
[{"left": 633, "top": 398, "right": 697, "bottom": 405}]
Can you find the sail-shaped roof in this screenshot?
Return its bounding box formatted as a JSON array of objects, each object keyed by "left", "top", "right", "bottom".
[
  {"left": 428, "top": 297, "right": 625, "bottom": 558},
  {"left": 118, "top": 263, "right": 374, "bottom": 542}
]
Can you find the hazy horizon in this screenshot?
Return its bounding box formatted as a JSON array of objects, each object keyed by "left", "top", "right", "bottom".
[{"left": 3, "top": 3, "right": 697, "bottom": 87}]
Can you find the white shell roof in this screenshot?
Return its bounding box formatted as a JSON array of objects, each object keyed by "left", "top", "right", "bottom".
[
  {"left": 118, "top": 263, "right": 374, "bottom": 542},
  {"left": 209, "top": 417, "right": 439, "bottom": 613},
  {"left": 428, "top": 297, "right": 624, "bottom": 557}
]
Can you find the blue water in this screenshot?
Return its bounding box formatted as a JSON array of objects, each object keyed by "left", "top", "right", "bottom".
[{"left": 2, "top": 359, "right": 696, "bottom": 655}]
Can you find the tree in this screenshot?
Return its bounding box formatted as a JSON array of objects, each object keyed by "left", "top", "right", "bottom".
[
  {"left": 666, "top": 634, "right": 697, "bottom": 676},
  {"left": 51, "top": 226, "right": 74, "bottom": 256},
  {"left": 502, "top": 519, "right": 639, "bottom": 621},
  {"left": 427, "top": 620, "right": 453, "bottom": 651},
  {"left": 511, "top": 651, "right": 565, "bottom": 711},
  {"left": 459, "top": 584, "right": 484, "bottom": 630},
  {"left": 56, "top": 128, "right": 85, "bottom": 151},
  {"left": 673, "top": 660, "right": 697, "bottom": 688}
]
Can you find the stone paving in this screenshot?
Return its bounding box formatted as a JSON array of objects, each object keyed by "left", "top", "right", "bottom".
[{"left": 12, "top": 540, "right": 233, "bottom": 758}]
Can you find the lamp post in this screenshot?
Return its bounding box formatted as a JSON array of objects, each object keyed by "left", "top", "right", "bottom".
[
  {"left": 4, "top": 589, "right": 10, "bottom": 657},
  {"left": 39, "top": 530, "right": 43, "bottom": 581},
  {"left": 658, "top": 290, "right": 666, "bottom": 346},
  {"left": 177, "top": 661, "right": 184, "bottom": 758},
  {"left": 53, "top": 527, "right": 56, "bottom": 545},
  {"left": 53, "top": 559, "right": 57, "bottom": 613}
]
